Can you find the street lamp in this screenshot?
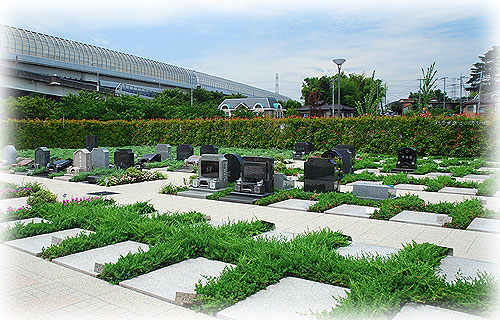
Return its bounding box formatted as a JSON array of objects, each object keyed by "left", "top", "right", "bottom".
[{"left": 332, "top": 58, "right": 346, "bottom": 117}]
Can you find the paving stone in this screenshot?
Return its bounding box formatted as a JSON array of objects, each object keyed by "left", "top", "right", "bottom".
[
  {"left": 354, "top": 168, "right": 380, "bottom": 174},
  {"left": 467, "top": 217, "right": 500, "bottom": 233},
  {"left": 438, "top": 187, "right": 478, "bottom": 195},
  {"left": 389, "top": 210, "right": 451, "bottom": 227},
  {"left": 436, "top": 256, "right": 500, "bottom": 283},
  {"left": 217, "top": 277, "right": 349, "bottom": 320},
  {"left": 393, "top": 303, "right": 485, "bottom": 319},
  {"left": 345, "top": 180, "right": 382, "bottom": 186},
  {"left": 463, "top": 174, "right": 490, "bottom": 180},
  {"left": 337, "top": 242, "right": 399, "bottom": 258},
  {"left": 3, "top": 228, "right": 93, "bottom": 256},
  {"left": 424, "top": 172, "right": 453, "bottom": 177},
  {"left": 268, "top": 199, "right": 317, "bottom": 211},
  {"left": 254, "top": 230, "right": 297, "bottom": 241},
  {"left": 394, "top": 184, "right": 426, "bottom": 191},
  {"left": 324, "top": 204, "right": 376, "bottom": 218},
  {"left": 0, "top": 217, "right": 49, "bottom": 230},
  {"left": 120, "top": 257, "right": 234, "bottom": 304},
  {"left": 52, "top": 240, "right": 149, "bottom": 277}
]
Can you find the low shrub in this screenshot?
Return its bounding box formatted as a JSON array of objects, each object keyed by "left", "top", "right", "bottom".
[
  {"left": 159, "top": 183, "right": 189, "bottom": 195},
  {"left": 26, "top": 189, "right": 58, "bottom": 206}
]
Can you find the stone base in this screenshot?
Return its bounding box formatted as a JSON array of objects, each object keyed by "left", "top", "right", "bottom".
[
  {"left": 177, "top": 188, "right": 221, "bottom": 199},
  {"left": 391, "top": 167, "right": 415, "bottom": 173},
  {"left": 220, "top": 192, "right": 273, "bottom": 204},
  {"left": 86, "top": 176, "right": 102, "bottom": 184},
  {"left": 52, "top": 174, "right": 73, "bottom": 182}
]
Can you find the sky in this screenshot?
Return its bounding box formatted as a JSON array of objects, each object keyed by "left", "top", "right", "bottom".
[{"left": 2, "top": 0, "right": 499, "bottom": 102}]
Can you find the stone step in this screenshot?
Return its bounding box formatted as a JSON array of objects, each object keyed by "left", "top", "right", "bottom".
[
  {"left": 3, "top": 228, "right": 93, "bottom": 256},
  {"left": 120, "top": 257, "right": 233, "bottom": 306},
  {"left": 217, "top": 277, "right": 349, "bottom": 320},
  {"left": 268, "top": 199, "right": 317, "bottom": 211},
  {"left": 52, "top": 240, "right": 149, "bottom": 277}
]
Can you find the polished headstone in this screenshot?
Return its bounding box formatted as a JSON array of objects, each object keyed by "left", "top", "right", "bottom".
[
  {"left": 304, "top": 157, "right": 339, "bottom": 193},
  {"left": 113, "top": 149, "right": 134, "bottom": 169},
  {"left": 85, "top": 135, "right": 98, "bottom": 152},
  {"left": 155, "top": 144, "right": 171, "bottom": 161},
  {"left": 73, "top": 149, "right": 92, "bottom": 172},
  {"left": 334, "top": 148, "right": 353, "bottom": 175},
  {"left": 139, "top": 153, "right": 161, "bottom": 165},
  {"left": 34, "top": 147, "right": 50, "bottom": 167},
  {"left": 336, "top": 144, "right": 356, "bottom": 159},
  {"left": 3, "top": 145, "right": 16, "bottom": 165},
  {"left": 200, "top": 144, "right": 218, "bottom": 155},
  {"left": 91, "top": 148, "right": 109, "bottom": 169},
  {"left": 177, "top": 144, "right": 194, "bottom": 161},
  {"left": 394, "top": 147, "right": 417, "bottom": 172},
  {"left": 224, "top": 153, "right": 242, "bottom": 183}
]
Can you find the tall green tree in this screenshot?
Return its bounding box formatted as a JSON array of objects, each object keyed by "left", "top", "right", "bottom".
[
  {"left": 419, "top": 62, "right": 438, "bottom": 110},
  {"left": 3, "top": 94, "right": 60, "bottom": 120},
  {"left": 466, "top": 46, "right": 499, "bottom": 94}
]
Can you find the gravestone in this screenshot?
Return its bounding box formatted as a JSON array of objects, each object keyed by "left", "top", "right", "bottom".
[
  {"left": 274, "top": 173, "right": 295, "bottom": 190},
  {"left": 334, "top": 149, "right": 353, "bottom": 175},
  {"left": 235, "top": 156, "right": 274, "bottom": 194},
  {"left": 35, "top": 147, "right": 50, "bottom": 168},
  {"left": 224, "top": 153, "right": 242, "bottom": 183},
  {"left": 91, "top": 148, "right": 109, "bottom": 169},
  {"left": 352, "top": 182, "right": 396, "bottom": 201},
  {"left": 192, "top": 154, "right": 228, "bottom": 190},
  {"left": 392, "top": 147, "right": 417, "bottom": 173},
  {"left": 336, "top": 144, "right": 356, "bottom": 159},
  {"left": 184, "top": 155, "right": 201, "bottom": 167},
  {"left": 85, "top": 135, "right": 98, "bottom": 152},
  {"left": 73, "top": 149, "right": 92, "bottom": 172},
  {"left": 200, "top": 145, "right": 218, "bottom": 155},
  {"left": 47, "top": 159, "right": 72, "bottom": 173},
  {"left": 293, "top": 142, "right": 315, "bottom": 160},
  {"left": 3, "top": 145, "right": 16, "bottom": 165},
  {"left": 155, "top": 144, "right": 171, "bottom": 161},
  {"left": 304, "top": 157, "right": 340, "bottom": 192},
  {"left": 114, "top": 149, "right": 134, "bottom": 169},
  {"left": 139, "top": 153, "right": 161, "bottom": 165},
  {"left": 176, "top": 144, "right": 193, "bottom": 161}
]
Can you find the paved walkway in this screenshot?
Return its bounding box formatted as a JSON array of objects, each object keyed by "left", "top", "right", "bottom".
[{"left": 1, "top": 172, "right": 499, "bottom": 319}]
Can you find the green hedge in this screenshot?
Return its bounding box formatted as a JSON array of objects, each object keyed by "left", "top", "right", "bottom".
[{"left": 3, "top": 115, "right": 495, "bottom": 157}]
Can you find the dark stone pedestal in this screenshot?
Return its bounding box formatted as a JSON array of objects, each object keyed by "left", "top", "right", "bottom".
[
  {"left": 87, "top": 176, "right": 102, "bottom": 184},
  {"left": 219, "top": 192, "right": 273, "bottom": 204},
  {"left": 177, "top": 188, "right": 221, "bottom": 199},
  {"left": 391, "top": 167, "right": 415, "bottom": 173}
]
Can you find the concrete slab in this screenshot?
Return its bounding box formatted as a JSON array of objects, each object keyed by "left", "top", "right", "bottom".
[
  {"left": 119, "top": 257, "right": 234, "bottom": 305},
  {"left": 217, "top": 277, "right": 349, "bottom": 320},
  {"left": 436, "top": 256, "right": 500, "bottom": 283},
  {"left": 0, "top": 217, "right": 49, "bottom": 230},
  {"left": 438, "top": 187, "right": 478, "bottom": 195},
  {"left": 354, "top": 168, "right": 380, "bottom": 174},
  {"left": 254, "top": 230, "right": 297, "bottom": 241},
  {"left": 478, "top": 167, "right": 500, "bottom": 173},
  {"left": 337, "top": 242, "right": 399, "bottom": 258},
  {"left": 393, "top": 303, "right": 485, "bottom": 319},
  {"left": 345, "top": 180, "right": 382, "bottom": 186},
  {"left": 3, "top": 228, "right": 93, "bottom": 256},
  {"left": 462, "top": 174, "right": 490, "bottom": 180},
  {"left": 467, "top": 217, "right": 500, "bottom": 233},
  {"left": 389, "top": 210, "right": 451, "bottom": 227},
  {"left": 268, "top": 199, "right": 317, "bottom": 211},
  {"left": 324, "top": 204, "right": 376, "bottom": 219},
  {"left": 424, "top": 172, "right": 453, "bottom": 177},
  {"left": 394, "top": 184, "right": 426, "bottom": 191},
  {"left": 0, "top": 197, "right": 28, "bottom": 212},
  {"left": 52, "top": 240, "right": 149, "bottom": 277}
]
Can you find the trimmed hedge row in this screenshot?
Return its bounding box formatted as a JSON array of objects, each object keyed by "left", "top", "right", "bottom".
[{"left": 3, "top": 114, "right": 495, "bottom": 157}]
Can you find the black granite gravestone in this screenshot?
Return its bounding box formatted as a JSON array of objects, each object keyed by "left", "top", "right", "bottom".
[
  {"left": 293, "top": 142, "right": 315, "bottom": 160},
  {"left": 224, "top": 153, "right": 242, "bottom": 183},
  {"left": 139, "top": 153, "right": 161, "bottom": 165},
  {"left": 304, "top": 157, "right": 339, "bottom": 192},
  {"left": 177, "top": 144, "right": 194, "bottom": 161},
  {"left": 200, "top": 145, "right": 218, "bottom": 155},
  {"left": 114, "top": 149, "right": 134, "bottom": 169},
  {"left": 47, "top": 159, "right": 72, "bottom": 173},
  {"left": 321, "top": 150, "right": 345, "bottom": 177},
  {"left": 334, "top": 148, "right": 353, "bottom": 175},
  {"left": 235, "top": 156, "right": 274, "bottom": 194},
  {"left": 86, "top": 135, "right": 98, "bottom": 152},
  {"left": 393, "top": 147, "right": 417, "bottom": 173},
  {"left": 336, "top": 144, "right": 356, "bottom": 159},
  {"left": 35, "top": 147, "right": 50, "bottom": 168}
]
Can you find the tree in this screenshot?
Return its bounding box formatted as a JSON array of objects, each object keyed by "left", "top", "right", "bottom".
[
  {"left": 3, "top": 94, "right": 59, "bottom": 119},
  {"left": 354, "top": 71, "right": 385, "bottom": 115},
  {"left": 280, "top": 99, "right": 301, "bottom": 117},
  {"left": 466, "top": 46, "right": 499, "bottom": 94},
  {"left": 419, "top": 62, "right": 438, "bottom": 111}
]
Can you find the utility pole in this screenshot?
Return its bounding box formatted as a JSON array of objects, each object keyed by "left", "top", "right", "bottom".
[
  {"left": 417, "top": 78, "right": 423, "bottom": 106},
  {"left": 440, "top": 77, "right": 448, "bottom": 109},
  {"left": 478, "top": 71, "right": 483, "bottom": 113},
  {"left": 275, "top": 73, "right": 279, "bottom": 94}
]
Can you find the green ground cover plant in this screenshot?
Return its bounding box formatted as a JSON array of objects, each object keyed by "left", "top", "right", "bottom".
[
  {"left": 3, "top": 198, "right": 497, "bottom": 317},
  {"left": 97, "top": 167, "right": 166, "bottom": 186},
  {"left": 159, "top": 183, "right": 189, "bottom": 195},
  {"left": 70, "top": 168, "right": 126, "bottom": 182},
  {"left": 0, "top": 182, "right": 43, "bottom": 199}
]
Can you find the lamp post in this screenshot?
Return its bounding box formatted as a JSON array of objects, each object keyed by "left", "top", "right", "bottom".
[{"left": 332, "top": 58, "right": 346, "bottom": 117}]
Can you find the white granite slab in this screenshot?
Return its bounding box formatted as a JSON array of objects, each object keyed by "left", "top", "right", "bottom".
[
  {"left": 337, "top": 242, "right": 399, "bottom": 259},
  {"left": 254, "top": 230, "right": 297, "bottom": 241},
  {"left": 217, "top": 277, "right": 349, "bottom": 320},
  {"left": 325, "top": 204, "right": 376, "bottom": 218},
  {"left": 52, "top": 240, "right": 149, "bottom": 277},
  {"left": 424, "top": 172, "right": 453, "bottom": 177},
  {"left": 437, "top": 187, "right": 477, "bottom": 195},
  {"left": 269, "top": 199, "right": 317, "bottom": 211},
  {"left": 0, "top": 217, "right": 49, "bottom": 230},
  {"left": 389, "top": 210, "right": 451, "bottom": 227},
  {"left": 436, "top": 256, "right": 500, "bottom": 284},
  {"left": 120, "top": 257, "right": 234, "bottom": 304},
  {"left": 392, "top": 303, "right": 485, "bottom": 319},
  {"left": 394, "top": 184, "right": 425, "bottom": 191},
  {"left": 3, "top": 228, "right": 93, "bottom": 256},
  {"left": 466, "top": 217, "right": 500, "bottom": 233}
]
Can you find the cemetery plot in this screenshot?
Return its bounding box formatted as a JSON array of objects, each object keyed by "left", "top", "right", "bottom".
[
  {"left": 120, "top": 257, "right": 234, "bottom": 305},
  {"left": 217, "top": 277, "right": 349, "bottom": 320},
  {"left": 268, "top": 199, "right": 317, "bottom": 211},
  {"left": 466, "top": 217, "right": 500, "bottom": 233},
  {"left": 52, "top": 240, "right": 149, "bottom": 277},
  {"left": 436, "top": 256, "right": 500, "bottom": 284},
  {"left": 324, "top": 204, "right": 376, "bottom": 219},
  {"left": 3, "top": 228, "right": 93, "bottom": 256},
  {"left": 336, "top": 242, "right": 400, "bottom": 258},
  {"left": 253, "top": 229, "right": 297, "bottom": 241}
]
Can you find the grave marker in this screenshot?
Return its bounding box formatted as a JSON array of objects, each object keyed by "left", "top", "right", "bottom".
[
  {"left": 35, "top": 147, "right": 50, "bottom": 168},
  {"left": 235, "top": 156, "right": 274, "bottom": 194},
  {"left": 224, "top": 153, "right": 242, "bottom": 183},
  {"left": 304, "top": 157, "right": 340, "bottom": 192},
  {"left": 155, "top": 144, "right": 171, "bottom": 161},
  {"left": 392, "top": 147, "right": 417, "bottom": 173},
  {"left": 139, "top": 153, "right": 161, "bottom": 165},
  {"left": 176, "top": 144, "right": 193, "bottom": 161},
  {"left": 352, "top": 182, "right": 396, "bottom": 201},
  {"left": 293, "top": 142, "right": 315, "bottom": 160},
  {"left": 114, "top": 149, "right": 134, "bottom": 169},
  {"left": 192, "top": 154, "right": 228, "bottom": 190},
  {"left": 47, "top": 159, "right": 72, "bottom": 173},
  {"left": 85, "top": 135, "right": 98, "bottom": 152},
  {"left": 3, "top": 145, "right": 16, "bottom": 165},
  {"left": 336, "top": 144, "right": 356, "bottom": 159},
  {"left": 91, "top": 148, "right": 109, "bottom": 169},
  {"left": 73, "top": 149, "right": 92, "bottom": 172},
  {"left": 200, "top": 145, "right": 218, "bottom": 155}
]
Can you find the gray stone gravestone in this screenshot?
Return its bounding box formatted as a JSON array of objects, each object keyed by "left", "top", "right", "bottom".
[
  {"left": 176, "top": 144, "right": 193, "bottom": 161},
  {"left": 293, "top": 142, "right": 315, "bottom": 160},
  {"left": 73, "top": 149, "right": 92, "bottom": 172},
  {"left": 352, "top": 182, "right": 396, "bottom": 201},
  {"left": 200, "top": 145, "right": 218, "bottom": 155},
  {"left": 85, "top": 135, "right": 98, "bottom": 152},
  {"left": 155, "top": 144, "right": 171, "bottom": 161},
  {"left": 3, "top": 145, "right": 16, "bottom": 165},
  {"left": 274, "top": 173, "right": 295, "bottom": 190},
  {"left": 114, "top": 149, "right": 134, "bottom": 169},
  {"left": 192, "top": 154, "right": 228, "bottom": 190},
  {"left": 304, "top": 157, "right": 340, "bottom": 192},
  {"left": 35, "top": 147, "right": 50, "bottom": 168},
  {"left": 91, "top": 148, "right": 109, "bottom": 169}
]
